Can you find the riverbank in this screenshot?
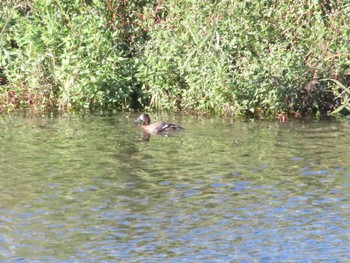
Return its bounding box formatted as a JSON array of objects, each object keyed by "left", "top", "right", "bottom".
[{"left": 1, "top": 1, "right": 349, "bottom": 117}]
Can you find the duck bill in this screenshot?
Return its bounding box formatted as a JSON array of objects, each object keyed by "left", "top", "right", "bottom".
[{"left": 134, "top": 117, "right": 143, "bottom": 124}]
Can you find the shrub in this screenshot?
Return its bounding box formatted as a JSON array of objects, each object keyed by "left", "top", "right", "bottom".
[
  {"left": 0, "top": 0, "right": 154, "bottom": 111},
  {"left": 1, "top": 0, "right": 350, "bottom": 117},
  {"left": 138, "top": 0, "right": 350, "bottom": 117}
]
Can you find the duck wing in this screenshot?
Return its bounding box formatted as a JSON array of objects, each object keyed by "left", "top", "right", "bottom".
[{"left": 153, "top": 122, "right": 184, "bottom": 133}]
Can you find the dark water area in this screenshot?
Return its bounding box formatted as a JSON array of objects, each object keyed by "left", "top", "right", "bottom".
[{"left": 0, "top": 113, "right": 350, "bottom": 262}]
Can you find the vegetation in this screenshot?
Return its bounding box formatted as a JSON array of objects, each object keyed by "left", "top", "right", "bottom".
[
  {"left": 1, "top": 0, "right": 350, "bottom": 117},
  {"left": 0, "top": 0, "right": 153, "bottom": 112}
]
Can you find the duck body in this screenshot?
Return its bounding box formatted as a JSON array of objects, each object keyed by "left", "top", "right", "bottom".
[{"left": 135, "top": 113, "right": 184, "bottom": 134}]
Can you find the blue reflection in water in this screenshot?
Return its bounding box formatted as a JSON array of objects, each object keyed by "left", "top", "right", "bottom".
[{"left": 0, "top": 115, "right": 349, "bottom": 262}]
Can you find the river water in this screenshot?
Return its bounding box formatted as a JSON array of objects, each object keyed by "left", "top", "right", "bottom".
[{"left": 0, "top": 113, "right": 349, "bottom": 262}]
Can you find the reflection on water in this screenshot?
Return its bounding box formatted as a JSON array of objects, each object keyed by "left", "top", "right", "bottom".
[{"left": 0, "top": 113, "right": 350, "bottom": 262}]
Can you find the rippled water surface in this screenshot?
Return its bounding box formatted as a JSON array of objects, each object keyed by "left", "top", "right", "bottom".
[{"left": 0, "top": 113, "right": 350, "bottom": 262}]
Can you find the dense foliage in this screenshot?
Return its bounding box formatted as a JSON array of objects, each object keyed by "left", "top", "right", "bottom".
[
  {"left": 1, "top": 0, "right": 350, "bottom": 117},
  {"left": 0, "top": 0, "right": 155, "bottom": 112}
]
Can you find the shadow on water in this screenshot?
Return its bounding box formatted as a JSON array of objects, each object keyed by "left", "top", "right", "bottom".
[{"left": 0, "top": 113, "right": 350, "bottom": 262}]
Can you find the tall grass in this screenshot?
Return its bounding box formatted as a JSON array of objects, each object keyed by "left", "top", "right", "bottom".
[
  {"left": 138, "top": 0, "right": 350, "bottom": 117},
  {"left": 1, "top": 0, "right": 350, "bottom": 117},
  {"left": 0, "top": 0, "right": 153, "bottom": 112}
]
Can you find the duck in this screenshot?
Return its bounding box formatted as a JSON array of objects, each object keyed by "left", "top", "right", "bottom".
[{"left": 135, "top": 113, "right": 184, "bottom": 134}]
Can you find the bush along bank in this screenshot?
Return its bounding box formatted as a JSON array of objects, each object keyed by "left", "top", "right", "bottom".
[
  {"left": 0, "top": 0, "right": 154, "bottom": 112},
  {"left": 138, "top": 0, "right": 350, "bottom": 118},
  {"left": 1, "top": 0, "right": 350, "bottom": 118}
]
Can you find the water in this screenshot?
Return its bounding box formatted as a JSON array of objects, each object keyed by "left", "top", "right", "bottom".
[{"left": 0, "top": 113, "right": 350, "bottom": 262}]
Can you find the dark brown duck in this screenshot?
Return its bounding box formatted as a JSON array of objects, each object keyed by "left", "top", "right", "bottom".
[{"left": 134, "top": 113, "right": 184, "bottom": 134}]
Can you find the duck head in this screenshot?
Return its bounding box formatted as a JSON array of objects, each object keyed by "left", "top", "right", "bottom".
[{"left": 135, "top": 113, "right": 151, "bottom": 125}]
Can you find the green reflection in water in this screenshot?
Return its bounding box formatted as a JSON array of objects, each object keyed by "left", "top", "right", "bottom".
[{"left": 0, "top": 113, "right": 349, "bottom": 261}]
